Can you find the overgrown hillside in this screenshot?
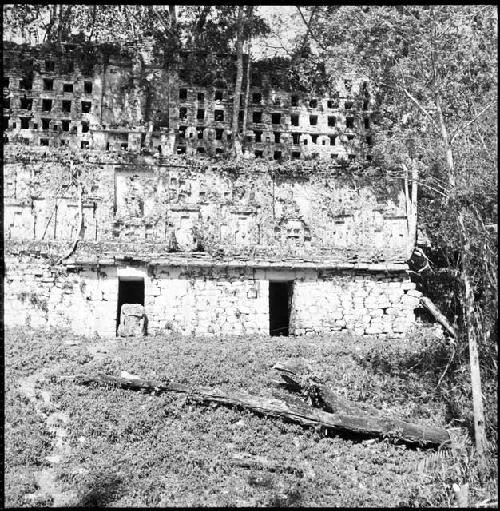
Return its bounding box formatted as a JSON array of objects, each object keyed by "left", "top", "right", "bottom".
[{"left": 5, "top": 328, "right": 497, "bottom": 507}]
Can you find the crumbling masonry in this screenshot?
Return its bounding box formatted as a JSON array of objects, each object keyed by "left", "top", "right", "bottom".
[{"left": 3, "top": 42, "right": 422, "bottom": 337}]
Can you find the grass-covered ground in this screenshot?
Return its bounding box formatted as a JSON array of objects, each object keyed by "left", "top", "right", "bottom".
[{"left": 5, "top": 327, "right": 498, "bottom": 507}]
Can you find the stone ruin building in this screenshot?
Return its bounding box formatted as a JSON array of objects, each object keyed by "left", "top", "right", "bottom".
[{"left": 3, "top": 41, "right": 423, "bottom": 338}]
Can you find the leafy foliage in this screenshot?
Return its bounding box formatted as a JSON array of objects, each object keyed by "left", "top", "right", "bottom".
[{"left": 5, "top": 327, "right": 498, "bottom": 507}]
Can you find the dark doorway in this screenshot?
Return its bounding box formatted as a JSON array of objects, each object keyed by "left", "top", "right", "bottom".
[
  {"left": 269, "top": 281, "right": 292, "bottom": 336},
  {"left": 117, "top": 278, "right": 145, "bottom": 330}
]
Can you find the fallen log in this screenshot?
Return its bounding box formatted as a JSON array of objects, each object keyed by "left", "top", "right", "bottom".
[
  {"left": 420, "top": 296, "right": 456, "bottom": 337},
  {"left": 76, "top": 373, "right": 450, "bottom": 447},
  {"left": 274, "top": 362, "right": 382, "bottom": 417},
  {"left": 273, "top": 362, "right": 450, "bottom": 447},
  {"left": 75, "top": 374, "right": 190, "bottom": 394}
]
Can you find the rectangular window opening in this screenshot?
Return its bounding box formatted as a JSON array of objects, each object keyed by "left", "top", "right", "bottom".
[
  {"left": 62, "top": 100, "right": 72, "bottom": 113},
  {"left": 42, "top": 99, "right": 53, "bottom": 111},
  {"left": 269, "top": 281, "right": 292, "bottom": 336},
  {"left": 63, "top": 83, "right": 73, "bottom": 93},
  {"left": 291, "top": 114, "right": 299, "bottom": 126},
  {"left": 84, "top": 81, "right": 93, "bottom": 93},
  {"left": 252, "top": 111, "right": 262, "bottom": 123},
  {"left": 43, "top": 78, "right": 54, "bottom": 91},
  {"left": 81, "top": 101, "right": 92, "bottom": 113},
  {"left": 214, "top": 110, "right": 224, "bottom": 122},
  {"left": 309, "top": 115, "right": 318, "bottom": 126},
  {"left": 20, "top": 97, "right": 32, "bottom": 110},
  {"left": 271, "top": 113, "right": 281, "bottom": 125},
  {"left": 252, "top": 92, "right": 262, "bottom": 104},
  {"left": 117, "top": 278, "right": 145, "bottom": 333},
  {"left": 20, "top": 76, "right": 33, "bottom": 90}
]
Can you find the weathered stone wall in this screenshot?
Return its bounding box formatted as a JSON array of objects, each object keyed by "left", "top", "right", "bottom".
[
  {"left": 3, "top": 43, "right": 420, "bottom": 338},
  {"left": 291, "top": 273, "right": 421, "bottom": 336},
  {"left": 3, "top": 42, "right": 373, "bottom": 162},
  {"left": 4, "top": 257, "right": 420, "bottom": 338},
  {"left": 4, "top": 256, "right": 118, "bottom": 337},
  {"left": 4, "top": 147, "right": 408, "bottom": 263}
]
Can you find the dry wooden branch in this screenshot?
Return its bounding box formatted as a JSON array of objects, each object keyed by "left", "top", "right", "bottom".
[
  {"left": 273, "top": 362, "right": 450, "bottom": 447},
  {"left": 230, "top": 453, "right": 303, "bottom": 476},
  {"left": 75, "top": 374, "right": 190, "bottom": 394},
  {"left": 76, "top": 373, "right": 450, "bottom": 447},
  {"left": 420, "top": 296, "right": 456, "bottom": 337}
]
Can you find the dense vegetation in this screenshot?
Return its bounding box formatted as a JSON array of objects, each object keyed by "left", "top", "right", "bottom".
[{"left": 5, "top": 328, "right": 497, "bottom": 507}]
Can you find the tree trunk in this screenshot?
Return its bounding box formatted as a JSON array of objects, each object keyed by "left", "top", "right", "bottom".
[
  {"left": 403, "top": 163, "right": 418, "bottom": 259},
  {"left": 241, "top": 22, "right": 252, "bottom": 157},
  {"left": 57, "top": 4, "right": 64, "bottom": 44},
  {"left": 76, "top": 373, "right": 450, "bottom": 447},
  {"left": 169, "top": 5, "right": 177, "bottom": 27},
  {"left": 435, "top": 92, "right": 487, "bottom": 455},
  {"left": 231, "top": 6, "right": 245, "bottom": 159},
  {"left": 458, "top": 212, "right": 487, "bottom": 455}
]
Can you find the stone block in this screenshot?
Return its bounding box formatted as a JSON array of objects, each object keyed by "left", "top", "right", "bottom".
[
  {"left": 149, "top": 286, "right": 161, "bottom": 296},
  {"left": 365, "top": 324, "right": 384, "bottom": 335},
  {"left": 117, "top": 303, "right": 146, "bottom": 337},
  {"left": 401, "top": 281, "right": 416, "bottom": 290},
  {"left": 406, "top": 289, "right": 422, "bottom": 298},
  {"left": 401, "top": 295, "right": 420, "bottom": 308}
]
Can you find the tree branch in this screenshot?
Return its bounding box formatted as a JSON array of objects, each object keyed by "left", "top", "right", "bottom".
[
  {"left": 296, "top": 6, "right": 327, "bottom": 52},
  {"left": 450, "top": 102, "right": 495, "bottom": 144},
  {"left": 400, "top": 88, "right": 438, "bottom": 131}
]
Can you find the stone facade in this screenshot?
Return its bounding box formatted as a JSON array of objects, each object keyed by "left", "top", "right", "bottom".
[
  {"left": 4, "top": 256, "right": 420, "bottom": 338},
  {"left": 3, "top": 42, "right": 372, "bottom": 162},
  {"left": 2, "top": 41, "right": 423, "bottom": 338}
]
